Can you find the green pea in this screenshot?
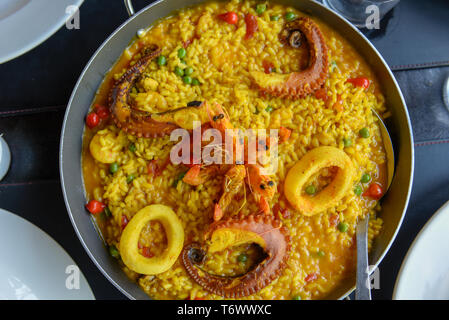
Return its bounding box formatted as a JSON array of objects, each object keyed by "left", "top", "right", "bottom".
[
  {"left": 265, "top": 106, "right": 274, "bottom": 112},
  {"left": 129, "top": 143, "right": 137, "bottom": 152},
  {"left": 305, "top": 185, "right": 317, "bottom": 195},
  {"left": 343, "top": 138, "right": 352, "bottom": 148},
  {"left": 354, "top": 185, "right": 363, "bottom": 196},
  {"left": 174, "top": 66, "right": 184, "bottom": 77},
  {"left": 330, "top": 60, "right": 338, "bottom": 71},
  {"left": 184, "top": 67, "right": 194, "bottom": 76},
  {"left": 317, "top": 250, "right": 325, "bottom": 257},
  {"left": 178, "top": 47, "right": 186, "bottom": 59},
  {"left": 285, "top": 12, "right": 296, "bottom": 22},
  {"left": 270, "top": 15, "right": 280, "bottom": 21},
  {"left": 237, "top": 253, "right": 248, "bottom": 263},
  {"left": 292, "top": 295, "right": 302, "bottom": 300},
  {"left": 256, "top": 3, "right": 266, "bottom": 15},
  {"left": 109, "top": 162, "right": 119, "bottom": 174},
  {"left": 191, "top": 78, "right": 200, "bottom": 86},
  {"left": 109, "top": 245, "right": 120, "bottom": 259},
  {"left": 157, "top": 55, "right": 167, "bottom": 66},
  {"left": 180, "top": 59, "right": 186, "bottom": 64},
  {"left": 359, "top": 127, "right": 370, "bottom": 138},
  {"left": 361, "top": 173, "right": 371, "bottom": 184},
  {"left": 126, "top": 174, "right": 135, "bottom": 184},
  {"left": 183, "top": 76, "right": 192, "bottom": 85},
  {"left": 104, "top": 206, "right": 112, "bottom": 218},
  {"left": 172, "top": 172, "right": 187, "bottom": 187},
  {"left": 338, "top": 222, "right": 349, "bottom": 233}
]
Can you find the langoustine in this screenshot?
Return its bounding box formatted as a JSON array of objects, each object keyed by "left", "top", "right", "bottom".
[
  {"left": 250, "top": 17, "right": 329, "bottom": 99},
  {"left": 181, "top": 214, "right": 290, "bottom": 298}
]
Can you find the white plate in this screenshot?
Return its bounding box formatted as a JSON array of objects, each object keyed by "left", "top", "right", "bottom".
[
  {"left": 0, "top": 208, "right": 95, "bottom": 300},
  {"left": 393, "top": 200, "right": 449, "bottom": 300},
  {"left": 0, "top": 0, "right": 84, "bottom": 64}
]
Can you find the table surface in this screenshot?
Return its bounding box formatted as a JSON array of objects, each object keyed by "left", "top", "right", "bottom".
[{"left": 0, "top": 0, "right": 449, "bottom": 300}]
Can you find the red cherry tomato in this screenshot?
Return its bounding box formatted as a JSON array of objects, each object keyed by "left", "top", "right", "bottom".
[
  {"left": 305, "top": 272, "right": 318, "bottom": 283},
  {"left": 263, "top": 60, "right": 275, "bottom": 74},
  {"left": 121, "top": 215, "right": 129, "bottom": 230},
  {"left": 142, "top": 247, "right": 154, "bottom": 258},
  {"left": 183, "top": 39, "right": 192, "bottom": 48},
  {"left": 347, "top": 77, "right": 370, "bottom": 89},
  {"left": 85, "top": 200, "right": 105, "bottom": 215},
  {"left": 329, "top": 214, "right": 340, "bottom": 227},
  {"left": 95, "top": 104, "right": 110, "bottom": 119},
  {"left": 363, "top": 182, "right": 383, "bottom": 200},
  {"left": 314, "top": 88, "right": 328, "bottom": 101},
  {"left": 86, "top": 112, "right": 100, "bottom": 129},
  {"left": 217, "top": 11, "right": 238, "bottom": 25},
  {"left": 244, "top": 13, "right": 258, "bottom": 40}
]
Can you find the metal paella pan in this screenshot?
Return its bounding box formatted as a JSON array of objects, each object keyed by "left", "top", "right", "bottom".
[{"left": 60, "top": 0, "right": 414, "bottom": 300}]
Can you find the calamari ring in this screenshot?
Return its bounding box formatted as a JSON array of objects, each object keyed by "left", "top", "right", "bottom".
[
  {"left": 284, "top": 146, "right": 355, "bottom": 216},
  {"left": 119, "top": 204, "right": 184, "bottom": 275},
  {"left": 250, "top": 17, "right": 328, "bottom": 99},
  {"left": 181, "top": 214, "right": 290, "bottom": 298},
  {"left": 109, "top": 45, "right": 179, "bottom": 138}
]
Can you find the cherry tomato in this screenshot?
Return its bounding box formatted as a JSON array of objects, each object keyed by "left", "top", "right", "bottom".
[
  {"left": 85, "top": 200, "right": 105, "bottom": 215},
  {"left": 263, "top": 60, "right": 275, "bottom": 74},
  {"left": 329, "top": 214, "right": 340, "bottom": 227},
  {"left": 347, "top": 77, "right": 370, "bottom": 89},
  {"left": 121, "top": 215, "right": 129, "bottom": 230},
  {"left": 147, "top": 159, "right": 163, "bottom": 177},
  {"left": 217, "top": 11, "right": 238, "bottom": 25},
  {"left": 305, "top": 273, "right": 318, "bottom": 283},
  {"left": 314, "top": 88, "right": 328, "bottom": 101},
  {"left": 86, "top": 112, "right": 100, "bottom": 129},
  {"left": 94, "top": 104, "right": 110, "bottom": 119},
  {"left": 183, "top": 39, "right": 192, "bottom": 48},
  {"left": 363, "top": 182, "right": 383, "bottom": 200},
  {"left": 142, "top": 247, "right": 154, "bottom": 258},
  {"left": 273, "top": 203, "right": 291, "bottom": 219},
  {"left": 244, "top": 13, "right": 258, "bottom": 40}
]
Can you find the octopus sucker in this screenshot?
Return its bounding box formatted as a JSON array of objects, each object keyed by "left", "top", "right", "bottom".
[
  {"left": 181, "top": 214, "right": 290, "bottom": 298},
  {"left": 109, "top": 45, "right": 179, "bottom": 138},
  {"left": 250, "top": 17, "right": 329, "bottom": 100}
]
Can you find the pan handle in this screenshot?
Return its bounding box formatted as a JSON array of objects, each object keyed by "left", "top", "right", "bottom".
[{"left": 124, "top": 0, "right": 135, "bottom": 16}]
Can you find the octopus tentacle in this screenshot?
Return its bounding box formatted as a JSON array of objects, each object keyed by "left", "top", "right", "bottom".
[
  {"left": 250, "top": 17, "right": 329, "bottom": 99},
  {"left": 181, "top": 214, "right": 290, "bottom": 298},
  {"left": 109, "top": 45, "right": 179, "bottom": 138}
]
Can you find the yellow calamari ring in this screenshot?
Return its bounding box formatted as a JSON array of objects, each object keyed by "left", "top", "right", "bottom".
[
  {"left": 119, "top": 204, "right": 184, "bottom": 275},
  {"left": 284, "top": 146, "right": 355, "bottom": 216}
]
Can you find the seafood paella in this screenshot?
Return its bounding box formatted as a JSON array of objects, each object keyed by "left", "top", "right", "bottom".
[{"left": 82, "top": 0, "right": 388, "bottom": 300}]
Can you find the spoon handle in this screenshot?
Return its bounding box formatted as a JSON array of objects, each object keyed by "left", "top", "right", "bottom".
[{"left": 355, "top": 215, "right": 372, "bottom": 300}]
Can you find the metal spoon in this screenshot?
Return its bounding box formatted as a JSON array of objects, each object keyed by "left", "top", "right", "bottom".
[
  {"left": 355, "top": 110, "right": 395, "bottom": 300},
  {"left": 443, "top": 75, "right": 449, "bottom": 113}
]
